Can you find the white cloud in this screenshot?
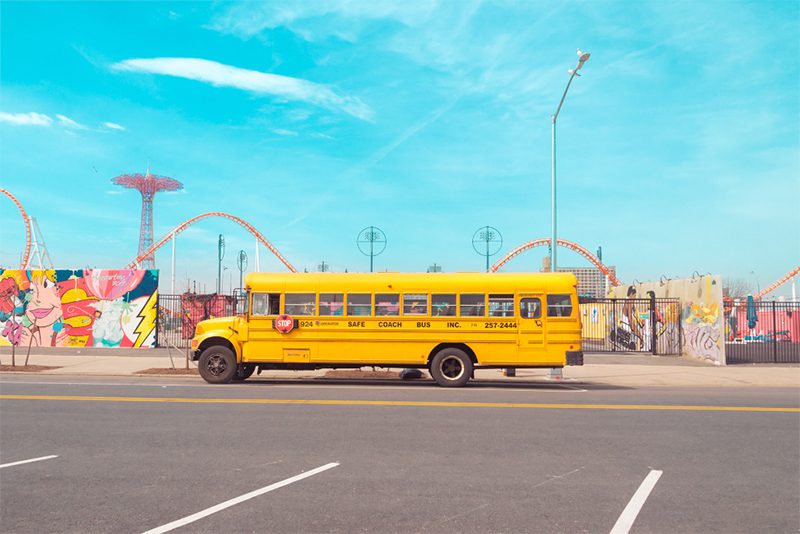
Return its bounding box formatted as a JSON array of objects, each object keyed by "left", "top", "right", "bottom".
[
  {"left": 56, "top": 114, "right": 88, "bottom": 129},
  {"left": 208, "top": 1, "right": 436, "bottom": 41},
  {"left": 271, "top": 128, "right": 298, "bottom": 136},
  {"left": 103, "top": 122, "right": 126, "bottom": 131},
  {"left": 111, "top": 57, "right": 372, "bottom": 120},
  {"left": 0, "top": 112, "right": 53, "bottom": 126}
]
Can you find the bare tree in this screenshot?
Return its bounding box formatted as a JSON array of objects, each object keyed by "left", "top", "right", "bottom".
[{"left": 723, "top": 278, "right": 752, "bottom": 299}]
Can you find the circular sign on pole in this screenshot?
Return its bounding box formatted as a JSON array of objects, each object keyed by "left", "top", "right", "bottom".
[
  {"left": 472, "top": 226, "right": 503, "bottom": 272},
  {"left": 274, "top": 314, "right": 295, "bottom": 334},
  {"left": 356, "top": 226, "right": 386, "bottom": 272}
]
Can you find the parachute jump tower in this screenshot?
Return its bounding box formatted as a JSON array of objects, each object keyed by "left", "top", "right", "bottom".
[{"left": 112, "top": 168, "right": 183, "bottom": 269}]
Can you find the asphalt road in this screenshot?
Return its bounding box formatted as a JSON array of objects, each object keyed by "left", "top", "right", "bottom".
[{"left": 1, "top": 375, "right": 798, "bottom": 534}]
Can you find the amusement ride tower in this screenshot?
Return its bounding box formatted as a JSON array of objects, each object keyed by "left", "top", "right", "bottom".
[{"left": 112, "top": 168, "right": 183, "bottom": 269}]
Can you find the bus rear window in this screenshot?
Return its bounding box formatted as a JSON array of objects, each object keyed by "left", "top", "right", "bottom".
[
  {"left": 489, "top": 294, "right": 514, "bottom": 317},
  {"left": 319, "top": 293, "right": 344, "bottom": 316},
  {"left": 285, "top": 293, "right": 316, "bottom": 316},
  {"left": 520, "top": 297, "right": 541, "bottom": 319},
  {"left": 432, "top": 294, "right": 456, "bottom": 316},
  {"left": 347, "top": 293, "right": 372, "bottom": 316},
  {"left": 547, "top": 294, "right": 573, "bottom": 317},
  {"left": 460, "top": 294, "right": 485, "bottom": 317}
]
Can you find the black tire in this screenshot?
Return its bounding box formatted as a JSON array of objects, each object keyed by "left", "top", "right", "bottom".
[
  {"left": 430, "top": 348, "right": 473, "bottom": 387},
  {"left": 232, "top": 363, "right": 256, "bottom": 381},
  {"left": 198, "top": 346, "right": 237, "bottom": 384}
]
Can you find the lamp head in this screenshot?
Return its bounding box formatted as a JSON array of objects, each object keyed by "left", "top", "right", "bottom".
[{"left": 576, "top": 49, "right": 591, "bottom": 69}]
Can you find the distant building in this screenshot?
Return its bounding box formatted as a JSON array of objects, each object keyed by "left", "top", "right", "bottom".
[{"left": 556, "top": 266, "right": 616, "bottom": 298}]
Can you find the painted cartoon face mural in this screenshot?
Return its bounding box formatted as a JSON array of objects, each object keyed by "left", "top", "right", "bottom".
[
  {"left": 0, "top": 269, "right": 158, "bottom": 349},
  {"left": 22, "top": 270, "right": 65, "bottom": 347}
]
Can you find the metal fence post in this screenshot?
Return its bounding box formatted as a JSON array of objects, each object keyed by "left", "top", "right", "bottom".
[
  {"left": 772, "top": 300, "right": 778, "bottom": 363},
  {"left": 649, "top": 293, "right": 657, "bottom": 355}
]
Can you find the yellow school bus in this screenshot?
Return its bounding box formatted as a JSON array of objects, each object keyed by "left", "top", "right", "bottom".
[{"left": 191, "top": 272, "right": 583, "bottom": 386}]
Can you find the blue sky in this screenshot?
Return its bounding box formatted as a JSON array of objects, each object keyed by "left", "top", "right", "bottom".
[{"left": 1, "top": 0, "right": 798, "bottom": 296}]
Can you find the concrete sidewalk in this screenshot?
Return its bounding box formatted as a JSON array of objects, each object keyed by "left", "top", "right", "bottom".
[{"left": 1, "top": 347, "right": 798, "bottom": 387}]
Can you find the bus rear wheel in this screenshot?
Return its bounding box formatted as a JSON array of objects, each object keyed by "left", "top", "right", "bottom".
[
  {"left": 198, "top": 346, "right": 237, "bottom": 384},
  {"left": 430, "top": 348, "right": 473, "bottom": 387}
]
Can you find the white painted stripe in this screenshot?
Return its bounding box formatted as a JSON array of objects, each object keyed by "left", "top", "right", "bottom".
[
  {"left": 141, "top": 462, "right": 339, "bottom": 534},
  {"left": 0, "top": 455, "right": 58, "bottom": 469},
  {"left": 610, "top": 470, "right": 663, "bottom": 534}
]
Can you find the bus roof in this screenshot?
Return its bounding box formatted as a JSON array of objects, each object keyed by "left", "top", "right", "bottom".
[{"left": 244, "top": 272, "right": 577, "bottom": 293}]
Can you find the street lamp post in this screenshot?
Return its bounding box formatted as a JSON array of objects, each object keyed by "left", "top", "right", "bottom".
[{"left": 550, "top": 49, "right": 590, "bottom": 272}]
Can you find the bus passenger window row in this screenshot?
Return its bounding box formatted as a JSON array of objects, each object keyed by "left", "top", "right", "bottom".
[{"left": 251, "top": 292, "right": 571, "bottom": 318}]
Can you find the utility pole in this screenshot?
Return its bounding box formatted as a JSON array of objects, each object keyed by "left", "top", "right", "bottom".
[{"left": 217, "top": 234, "right": 225, "bottom": 294}]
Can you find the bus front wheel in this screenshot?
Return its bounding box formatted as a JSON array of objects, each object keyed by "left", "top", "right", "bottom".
[
  {"left": 198, "top": 346, "right": 237, "bottom": 384},
  {"left": 430, "top": 348, "right": 473, "bottom": 387}
]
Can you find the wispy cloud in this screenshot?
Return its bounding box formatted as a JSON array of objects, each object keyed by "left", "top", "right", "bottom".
[
  {"left": 208, "top": 1, "right": 436, "bottom": 42},
  {"left": 271, "top": 128, "right": 298, "bottom": 136},
  {"left": 56, "top": 114, "right": 88, "bottom": 130},
  {"left": 111, "top": 57, "right": 373, "bottom": 120},
  {"left": 103, "top": 121, "right": 126, "bottom": 131},
  {"left": 0, "top": 112, "right": 53, "bottom": 126}
]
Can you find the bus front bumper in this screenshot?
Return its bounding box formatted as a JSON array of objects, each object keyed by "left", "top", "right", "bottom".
[{"left": 566, "top": 351, "right": 584, "bottom": 366}]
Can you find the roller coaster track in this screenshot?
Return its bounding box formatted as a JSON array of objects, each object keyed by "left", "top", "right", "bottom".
[
  {"left": 1, "top": 188, "right": 32, "bottom": 268},
  {"left": 490, "top": 237, "right": 622, "bottom": 286},
  {"left": 756, "top": 265, "right": 799, "bottom": 299},
  {"left": 124, "top": 212, "right": 297, "bottom": 272}
]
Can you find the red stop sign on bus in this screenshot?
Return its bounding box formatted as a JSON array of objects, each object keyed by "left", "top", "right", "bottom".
[{"left": 274, "top": 314, "right": 295, "bottom": 334}]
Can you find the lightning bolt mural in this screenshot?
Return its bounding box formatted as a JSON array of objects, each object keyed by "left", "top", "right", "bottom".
[{"left": 133, "top": 290, "right": 158, "bottom": 348}]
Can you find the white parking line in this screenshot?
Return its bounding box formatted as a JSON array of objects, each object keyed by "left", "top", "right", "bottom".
[
  {"left": 0, "top": 455, "right": 58, "bottom": 469},
  {"left": 141, "top": 462, "right": 339, "bottom": 534},
  {"left": 610, "top": 469, "right": 663, "bottom": 534}
]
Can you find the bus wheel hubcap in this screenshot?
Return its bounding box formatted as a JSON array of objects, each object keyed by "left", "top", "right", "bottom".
[
  {"left": 440, "top": 356, "right": 464, "bottom": 380},
  {"left": 207, "top": 354, "right": 226, "bottom": 376}
]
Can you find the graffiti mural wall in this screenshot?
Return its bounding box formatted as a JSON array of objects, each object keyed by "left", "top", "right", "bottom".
[
  {"left": 608, "top": 275, "right": 725, "bottom": 364},
  {"left": 0, "top": 269, "right": 158, "bottom": 349}
]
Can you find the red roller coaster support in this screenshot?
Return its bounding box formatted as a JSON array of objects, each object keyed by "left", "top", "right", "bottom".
[
  {"left": 1, "top": 188, "right": 32, "bottom": 268},
  {"left": 756, "top": 265, "right": 799, "bottom": 300},
  {"left": 125, "top": 212, "right": 297, "bottom": 273},
  {"left": 490, "top": 237, "right": 622, "bottom": 286}
]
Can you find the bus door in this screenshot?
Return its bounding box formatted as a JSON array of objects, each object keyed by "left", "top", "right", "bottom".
[
  {"left": 242, "top": 292, "right": 282, "bottom": 362},
  {"left": 517, "top": 295, "right": 546, "bottom": 356}
]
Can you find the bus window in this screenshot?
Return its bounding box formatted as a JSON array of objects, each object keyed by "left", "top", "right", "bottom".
[
  {"left": 403, "top": 293, "right": 428, "bottom": 316},
  {"left": 489, "top": 294, "right": 514, "bottom": 317},
  {"left": 432, "top": 294, "right": 456, "bottom": 316},
  {"left": 319, "top": 293, "right": 344, "bottom": 316},
  {"left": 460, "top": 294, "right": 485, "bottom": 316},
  {"left": 347, "top": 293, "right": 372, "bottom": 316},
  {"left": 547, "top": 294, "right": 573, "bottom": 317},
  {"left": 375, "top": 293, "right": 400, "bottom": 316},
  {"left": 285, "top": 293, "right": 316, "bottom": 316},
  {"left": 519, "top": 297, "right": 542, "bottom": 319},
  {"left": 252, "top": 293, "right": 280, "bottom": 316}
]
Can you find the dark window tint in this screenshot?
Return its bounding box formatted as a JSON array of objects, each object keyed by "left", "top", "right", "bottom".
[
  {"left": 460, "top": 294, "right": 485, "bottom": 317},
  {"left": 403, "top": 293, "right": 428, "bottom": 315},
  {"left": 347, "top": 293, "right": 372, "bottom": 316},
  {"left": 519, "top": 298, "right": 542, "bottom": 319},
  {"left": 319, "top": 293, "right": 344, "bottom": 316},
  {"left": 432, "top": 294, "right": 456, "bottom": 316},
  {"left": 375, "top": 293, "right": 400, "bottom": 316},
  {"left": 547, "top": 294, "right": 573, "bottom": 317},
  {"left": 489, "top": 294, "right": 514, "bottom": 317},
  {"left": 285, "top": 293, "right": 316, "bottom": 316}
]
